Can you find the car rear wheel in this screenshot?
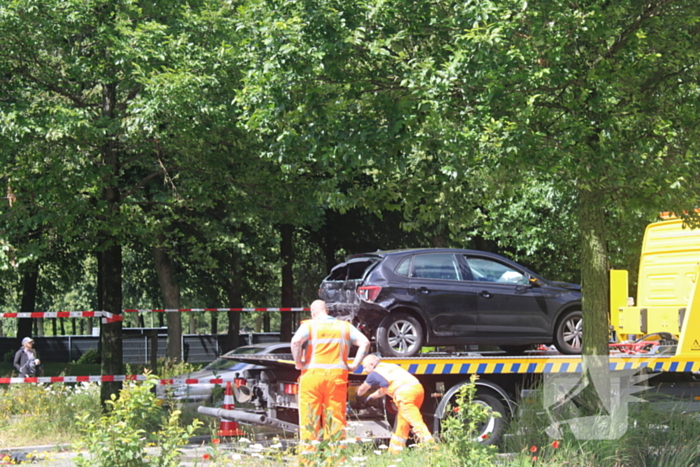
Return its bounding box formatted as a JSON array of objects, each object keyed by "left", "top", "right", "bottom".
[
  {"left": 376, "top": 313, "right": 424, "bottom": 357},
  {"left": 554, "top": 310, "right": 582, "bottom": 354}
]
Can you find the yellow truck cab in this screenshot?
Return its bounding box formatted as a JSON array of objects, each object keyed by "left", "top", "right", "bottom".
[{"left": 611, "top": 216, "right": 700, "bottom": 341}]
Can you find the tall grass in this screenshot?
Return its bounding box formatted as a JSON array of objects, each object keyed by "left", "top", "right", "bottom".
[
  {"left": 502, "top": 388, "right": 700, "bottom": 467},
  {"left": 0, "top": 382, "right": 102, "bottom": 447}
]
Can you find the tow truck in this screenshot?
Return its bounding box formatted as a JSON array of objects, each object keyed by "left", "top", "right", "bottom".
[
  {"left": 198, "top": 216, "right": 700, "bottom": 444},
  {"left": 198, "top": 260, "right": 700, "bottom": 444},
  {"left": 611, "top": 214, "right": 700, "bottom": 341}
]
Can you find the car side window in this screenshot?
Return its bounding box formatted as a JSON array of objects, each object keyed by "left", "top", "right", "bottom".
[
  {"left": 413, "top": 254, "right": 461, "bottom": 280},
  {"left": 464, "top": 257, "right": 528, "bottom": 285},
  {"left": 395, "top": 257, "right": 412, "bottom": 277}
]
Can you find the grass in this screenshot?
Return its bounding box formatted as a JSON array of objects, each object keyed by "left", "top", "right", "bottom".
[{"left": 0, "top": 382, "right": 101, "bottom": 447}]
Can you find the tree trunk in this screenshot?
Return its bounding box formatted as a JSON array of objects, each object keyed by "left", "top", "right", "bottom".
[
  {"left": 579, "top": 189, "right": 610, "bottom": 356},
  {"left": 100, "top": 242, "right": 123, "bottom": 404},
  {"left": 280, "top": 223, "right": 294, "bottom": 342},
  {"left": 224, "top": 252, "right": 242, "bottom": 352},
  {"left": 211, "top": 311, "right": 218, "bottom": 335},
  {"left": 152, "top": 234, "right": 182, "bottom": 362},
  {"left": 17, "top": 265, "right": 38, "bottom": 342},
  {"left": 578, "top": 188, "right": 611, "bottom": 415},
  {"left": 99, "top": 81, "right": 123, "bottom": 404},
  {"left": 322, "top": 210, "right": 337, "bottom": 276}
]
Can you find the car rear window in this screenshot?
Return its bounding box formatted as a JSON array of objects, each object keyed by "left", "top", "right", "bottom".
[{"left": 326, "top": 258, "right": 379, "bottom": 280}]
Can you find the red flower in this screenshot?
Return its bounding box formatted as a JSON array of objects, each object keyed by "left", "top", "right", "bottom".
[
  {"left": 202, "top": 454, "right": 211, "bottom": 460},
  {"left": 212, "top": 438, "right": 220, "bottom": 445},
  {"left": 480, "top": 433, "right": 489, "bottom": 440},
  {"left": 532, "top": 455, "right": 538, "bottom": 462},
  {"left": 552, "top": 440, "right": 560, "bottom": 449},
  {"left": 530, "top": 445, "right": 538, "bottom": 453},
  {"left": 453, "top": 406, "right": 461, "bottom": 413}
]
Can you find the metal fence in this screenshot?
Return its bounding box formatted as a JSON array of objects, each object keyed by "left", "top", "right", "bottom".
[{"left": 1, "top": 331, "right": 281, "bottom": 364}]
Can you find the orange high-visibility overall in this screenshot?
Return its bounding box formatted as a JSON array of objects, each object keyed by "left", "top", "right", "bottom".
[
  {"left": 372, "top": 362, "right": 435, "bottom": 454},
  {"left": 297, "top": 318, "right": 352, "bottom": 456}
]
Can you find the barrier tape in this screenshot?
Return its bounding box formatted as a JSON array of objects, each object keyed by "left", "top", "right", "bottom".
[
  {"left": 0, "top": 308, "right": 309, "bottom": 320},
  {"left": 0, "top": 311, "right": 121, "bottom": 323},
  {"left": 123, "top": 307, "right": 309, "bottom": 313},
  {"left": 0, "top": 376, "right": 243, "bottom": 385}
]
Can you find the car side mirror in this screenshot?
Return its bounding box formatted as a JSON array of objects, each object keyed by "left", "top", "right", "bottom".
[{"left": 528, "top": 277, "right": 541, "bottom": 287}]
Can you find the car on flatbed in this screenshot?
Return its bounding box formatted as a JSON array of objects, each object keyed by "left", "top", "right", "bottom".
[{"left": 318, "top": 248, "right": 582, "bottom": 357}]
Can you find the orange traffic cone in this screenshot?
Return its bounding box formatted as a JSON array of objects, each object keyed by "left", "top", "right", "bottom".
[{"left": 217, "top": 381, "right": 245, "bottom": 437}]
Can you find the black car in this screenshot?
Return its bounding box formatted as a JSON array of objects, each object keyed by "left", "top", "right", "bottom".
[{"left": 318, "top": 248, "right": 582, "bottom": 357}]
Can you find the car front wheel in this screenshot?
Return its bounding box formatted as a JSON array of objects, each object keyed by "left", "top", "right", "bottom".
[
  {"left": 554, "top": 310, "right": 583, "bottom": 354},
  {"left": 376, "top": 313, "right": 424, "bottom": 357}
]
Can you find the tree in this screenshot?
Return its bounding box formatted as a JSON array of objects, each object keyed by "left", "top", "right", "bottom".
[
  {"left": 0, "top": 0, "right": 237, "bottom": 400},
  {"left": 234, "top": 0, "right": 700, "bottom": 360},
  {"left": 440, "top": 0, "right": 700, "bottom": 356}
]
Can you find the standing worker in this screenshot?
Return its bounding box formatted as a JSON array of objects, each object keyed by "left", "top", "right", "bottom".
[
  {"left": 14, "top": 337, "right": 41, "bottom": 377},
  {"left": 291, "top": 299, "right": 370, "bottom": 459},
  {"left": 357, "top": 354, "right": 435, "bottom": 454}
]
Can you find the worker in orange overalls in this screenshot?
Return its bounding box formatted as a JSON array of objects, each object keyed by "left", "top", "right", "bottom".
[
  {"left": 357, "top": 354, "right": 436, "bottom": 454},
  {"left": 291, "top": 300, "right": 370, "bottom": 460}
]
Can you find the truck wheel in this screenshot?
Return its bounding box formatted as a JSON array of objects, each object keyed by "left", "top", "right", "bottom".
[
  {"left": 435, "top": 391, "right": 507, "bottom": 446},
  {"left": 376, "top": 313, "right": 424, "bottom": 357},
  {"left": 554, "top": 310, "right": 583, "bottom": 354}
]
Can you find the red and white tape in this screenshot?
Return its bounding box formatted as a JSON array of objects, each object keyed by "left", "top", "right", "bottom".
[
  {"left": 0, "top": 376, "right": 245, "bottom": 385},
  {"left": 123, "top": 307, "right": 309, "bottom": 313},
  {"left": 0, "top": 311, "right": 121, "bottom": 323},
  {"left": 0, "top": 308, "right": 309, "bottom": 320}
]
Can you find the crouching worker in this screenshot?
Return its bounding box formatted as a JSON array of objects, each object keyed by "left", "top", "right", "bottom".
[{"left": 357, "top": 354, "right": 436, "bottom": 454}]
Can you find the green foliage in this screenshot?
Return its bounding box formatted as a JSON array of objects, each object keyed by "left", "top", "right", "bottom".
[
  {"left": 76, "top": 348, "right": 101, "bottom": 365},
  {"left": 74, "top": 374, "right": 202, "bottom": 467},
  {"left": 156, "top": 358, "right": 200, "bottom": 379},
  {"left": 438, "top": 375, "right": 498, "bottom": 466}
]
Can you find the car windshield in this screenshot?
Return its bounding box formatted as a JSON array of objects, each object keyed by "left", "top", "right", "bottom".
[{"left": 203, "top": 346, "right": 270, "bottom": 371}]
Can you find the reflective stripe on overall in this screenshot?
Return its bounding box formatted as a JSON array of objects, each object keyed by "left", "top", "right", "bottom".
[{"left": 298, "top": 319, "right": 352, "bottom": 456}]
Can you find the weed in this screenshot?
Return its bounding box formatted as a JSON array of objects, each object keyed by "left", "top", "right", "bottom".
[{"left": 73, "top": 373, "right": 201, "bottom": 467}]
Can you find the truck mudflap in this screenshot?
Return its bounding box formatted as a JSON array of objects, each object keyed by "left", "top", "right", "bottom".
[{"left": 197, "top": 406, "right": 299, "bottom": 432}]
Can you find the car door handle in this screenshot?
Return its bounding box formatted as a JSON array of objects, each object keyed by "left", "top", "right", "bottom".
[
  {"left": 418, "top": 287, "right": 431, "bottom": 294},
  {"left": 479, "top": 291, "right": 492, "bottom": 299}
]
